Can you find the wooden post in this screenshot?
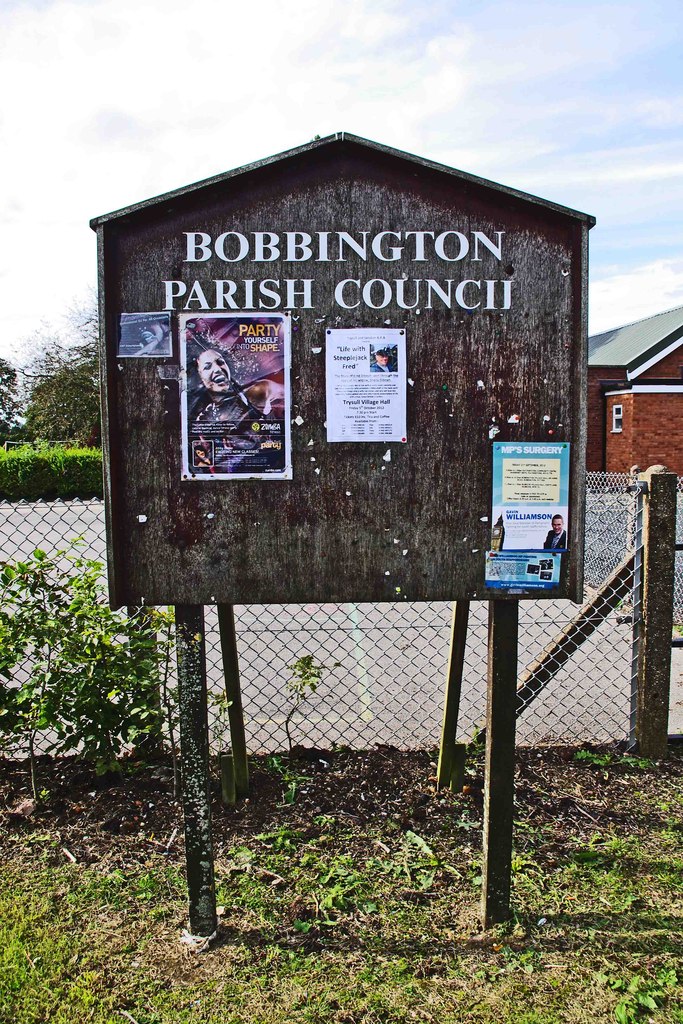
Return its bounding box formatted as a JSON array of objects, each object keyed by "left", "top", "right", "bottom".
[
  {"left": 219, "top": 752, "right": 237, "bottom": 806},
  {"left": 217, "top": 604, "right": 249, "bottom": 799},
  {"left": 175, "top": 605, "right": 217, "bottom": 939},
  {"left": 481, "top": 599, "right": 518, "bottom": 928},
  {"left": 437, "top": 600, "right": 470, "bottom": 790},
  {"left": 637, "top": 465, "right": 677, "bottom": 758}
]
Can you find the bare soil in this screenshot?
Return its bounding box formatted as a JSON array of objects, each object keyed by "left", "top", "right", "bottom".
[{"left": 1, "top": 743, "right": 681, "bottom": 875}]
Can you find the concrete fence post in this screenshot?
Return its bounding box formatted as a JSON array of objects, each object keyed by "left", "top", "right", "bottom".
[{"left": 637, "top": 465, "right": 677, "bottom": 758}]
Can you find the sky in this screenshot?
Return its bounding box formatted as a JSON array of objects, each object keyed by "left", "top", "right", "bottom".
[{"left": 1, "top": 0, "right": 683, "bottom": 360}]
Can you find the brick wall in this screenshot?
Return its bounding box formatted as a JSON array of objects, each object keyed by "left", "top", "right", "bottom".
[
  {"left": 606, "top": 391, "right": 683, "bottom": 474},
  {"left": 588, "top": 342, "right": 683, "bottom": 471},
  {"left": 587, "top": 366, "right": 623, "bottom": 471},
  {"left": 605, "top": 393, "right": 633, "bottom": 472}
]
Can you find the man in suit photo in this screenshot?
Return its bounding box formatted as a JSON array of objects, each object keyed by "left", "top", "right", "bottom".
[{"left": 543, "top": 514, "right": 567, "bottom": 550}]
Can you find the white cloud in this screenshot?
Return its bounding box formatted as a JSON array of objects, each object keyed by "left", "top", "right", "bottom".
[
  {"left": 633, "top": 97, "right": 683, "bottom": 128},
  {"left": 0, "top": 0, "right": 682, "bottom": 357},
  {"left": 590, "top": 259, "right": 683, "bottom": 334}
]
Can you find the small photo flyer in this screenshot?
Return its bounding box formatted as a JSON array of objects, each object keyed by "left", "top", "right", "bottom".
[
  {"left": 485, "top": 551, "right": 561, "bottom": 590},
  {"left": 117, "top": 312, "right": 172, "bottom": 357},
  {"left": 490, "top": 442, "right": 570, "bottom": 553},
  {"left": 325, "top": 328, "right": 407, "bottom": 442},
  {"left": 180, "top": 313, "right": 292, "bottom": 481}
]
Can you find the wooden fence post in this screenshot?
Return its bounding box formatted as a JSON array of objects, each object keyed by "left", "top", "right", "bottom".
[
  {"left": 217, "top": 604, "right": 250, "bottom": 799},
  {"left": 437, "top": 600, "right": 469, "bottom": 791},
  {"left": 637, "top": 465, "right": 677, "bottom": 758}
]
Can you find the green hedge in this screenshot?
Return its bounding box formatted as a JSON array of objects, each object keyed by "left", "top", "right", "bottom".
[{"left": 0, "top": 447, "right": 103, "bottom": 501}]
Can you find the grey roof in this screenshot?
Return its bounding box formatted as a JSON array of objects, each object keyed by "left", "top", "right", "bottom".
[
  {"left": 588, "top": 304, "right": 683, "bottom": 374},
  {"left": 90, "top": 131, "right": 595, "bottom": 229}
]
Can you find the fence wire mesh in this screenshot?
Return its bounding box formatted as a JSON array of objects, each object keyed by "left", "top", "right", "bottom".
[
  {"left": 1, "top": 470, "right": 680, "bottom": 756},
  {"left": 676, "top": 476, "right": 683, "bottom": 626}
]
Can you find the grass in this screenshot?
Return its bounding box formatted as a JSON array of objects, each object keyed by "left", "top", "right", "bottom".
[{"left": 1, "top": 750, "right": 682, "bottom": 1023}]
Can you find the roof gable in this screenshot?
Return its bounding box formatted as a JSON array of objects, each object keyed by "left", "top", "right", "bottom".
[
  {"left": 588, "top": 304, "right": 683, "bottom": 377},
  {"left": 90, "top": 132, "right": 595, "bottom": 230}
]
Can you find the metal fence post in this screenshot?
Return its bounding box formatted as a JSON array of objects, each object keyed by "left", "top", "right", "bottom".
[{"left": 636, "top": 466, "right": 677, "bottom": 757}]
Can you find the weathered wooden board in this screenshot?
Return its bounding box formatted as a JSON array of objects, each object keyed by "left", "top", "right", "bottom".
[{"left": 93, "top": 134, "right": 592, "bottom": 607}]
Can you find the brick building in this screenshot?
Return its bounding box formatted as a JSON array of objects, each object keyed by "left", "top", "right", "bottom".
[{"left": 588, "top": 305, "right": 683, "bottom": 474}]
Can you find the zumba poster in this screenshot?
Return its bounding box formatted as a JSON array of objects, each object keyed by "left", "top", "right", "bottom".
[{"left": 180, "top": 313, "right": 291, "bottom": 480}]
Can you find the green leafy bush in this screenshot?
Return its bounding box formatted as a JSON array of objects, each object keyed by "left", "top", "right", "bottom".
[
  {"left": 0, "top": 546, "right": 174, "bottom": 792},
  {"left": 0, "top": 445, "right": 103, "bottom": 500}
]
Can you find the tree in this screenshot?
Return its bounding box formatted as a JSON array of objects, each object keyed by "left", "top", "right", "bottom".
[
  {"left": 0, "top": 358, "right": 24, "bottom": 443},
  {"left": 24, "top": 357, "right": 100, "bottom": 446},
  {"left": 20, "top": 299, "right": 101, "bottom": 446}
]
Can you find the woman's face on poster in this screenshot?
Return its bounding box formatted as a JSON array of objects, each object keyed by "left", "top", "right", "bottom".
[{"left": 197, "top": 349, "right": 231, "bottom": 397}]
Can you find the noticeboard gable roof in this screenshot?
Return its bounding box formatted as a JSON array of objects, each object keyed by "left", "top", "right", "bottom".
[{"left": 90, "top": 132, "right": 596, "bottom": 230}]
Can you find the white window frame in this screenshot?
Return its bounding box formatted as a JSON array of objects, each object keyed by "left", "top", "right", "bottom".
[{"left": 611, "top": 403, "right": 623, "bottom": 433}]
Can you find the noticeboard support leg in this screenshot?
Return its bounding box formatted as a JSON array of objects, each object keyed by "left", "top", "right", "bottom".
[
  {"left": 217, "top": 604, "right": 250, "bottom": 799},
  {"left": 175, "top": 604, "right": 218, "bottom": 939},
  {"left": 481, "top": 599, "right": 518, "bottom": 928},
  {"left": 437, "top": 600, "right": 470, "bottom": 790}
]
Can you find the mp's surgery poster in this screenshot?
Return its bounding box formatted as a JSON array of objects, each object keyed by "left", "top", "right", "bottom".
[
  {"left": 486, "top": 441, "right": 569, "bottom": 591},
  {"left": 490, "top": 442, "right": 570, "bottom": 552},
  {"left": 180, "top": 313, "right": 292, "bottom": 480}
]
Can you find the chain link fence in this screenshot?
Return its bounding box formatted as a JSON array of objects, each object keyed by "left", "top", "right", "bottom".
[
  {"left": 676, "top": 476, "right": 683, "bottom": 625},
  {"left": 1, "top": 471, "right": 681, "bottom": 756}
]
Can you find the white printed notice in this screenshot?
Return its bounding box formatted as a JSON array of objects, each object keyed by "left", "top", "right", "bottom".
[{"left": 325, "top": 328, "right": 407, "bottom": 442}]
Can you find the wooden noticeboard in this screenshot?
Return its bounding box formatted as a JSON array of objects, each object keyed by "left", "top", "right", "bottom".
[{"left": 91, "top": 133, "right": 594, "bottom": 608}]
